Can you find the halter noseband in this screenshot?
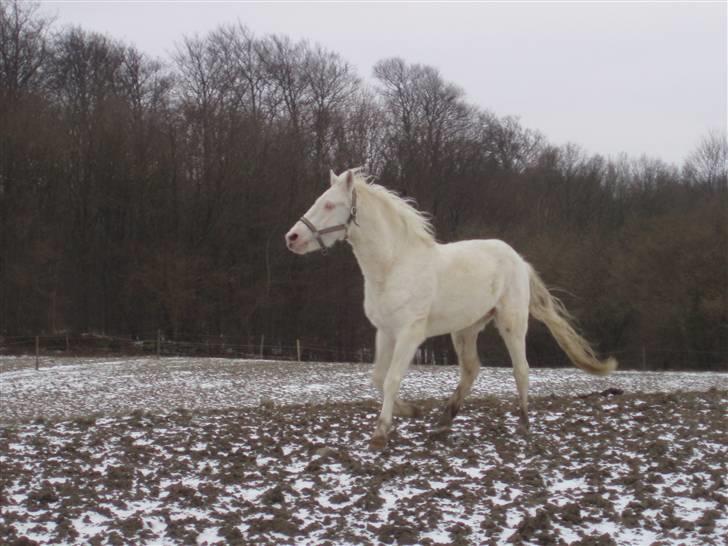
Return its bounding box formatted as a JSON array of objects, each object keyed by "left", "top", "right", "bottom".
[{"left": 299, "top": 189, "right": 358, "bottom": 255}]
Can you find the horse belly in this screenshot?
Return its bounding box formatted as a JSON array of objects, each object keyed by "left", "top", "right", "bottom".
[{"left": 427, "top": 288, "right": 498, "bottom": 337}]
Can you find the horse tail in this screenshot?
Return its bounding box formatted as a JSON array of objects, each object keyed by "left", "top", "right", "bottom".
[{"left": 527, "top": 265, "right": 617, "bottom": 376}]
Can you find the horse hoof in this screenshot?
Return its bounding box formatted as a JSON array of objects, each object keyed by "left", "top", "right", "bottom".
[
  {"left": 394, "top": 402, "right": 423, "bottom": 418},
  {"left": 437, "top": 407, "right": 455, "bottom": 429},
  {"left": 519, "top": 413, "right": 530, "bottom": 431},
  {"left": 431, "top": 424, "right": 451, "bottom": 438},
  {"left": 369, "top": 434, "right": 388, "bottom": 451}
]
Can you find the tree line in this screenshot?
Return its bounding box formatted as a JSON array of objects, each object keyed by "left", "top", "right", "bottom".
[{"left": 1, "top": 1, "right": 726, "bottom": 370}]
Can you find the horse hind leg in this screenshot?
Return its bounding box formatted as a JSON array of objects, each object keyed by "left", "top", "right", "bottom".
[
  {"left": 437, "top": 321, "right": 484, "bottom": 431},
  {"left": 496, "top": 310, "right": 530, "bottom": 430}
]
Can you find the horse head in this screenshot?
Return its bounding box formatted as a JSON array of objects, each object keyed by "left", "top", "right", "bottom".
[{"left": 285, "top": 169, "right": 358, "bottom": 255}]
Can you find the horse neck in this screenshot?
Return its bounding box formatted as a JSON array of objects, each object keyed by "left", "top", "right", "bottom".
[{"left": 347, "top": 192, "right": 412, "bottom": 283}]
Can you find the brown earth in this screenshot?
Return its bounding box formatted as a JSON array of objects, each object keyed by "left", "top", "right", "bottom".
[{"left": 1, "top": 389, "right": 726, "bottom": 545}]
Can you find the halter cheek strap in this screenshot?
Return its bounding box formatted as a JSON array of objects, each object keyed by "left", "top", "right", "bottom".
[{"left": 300, "top": 189, "right": 358, "bottom": 255}]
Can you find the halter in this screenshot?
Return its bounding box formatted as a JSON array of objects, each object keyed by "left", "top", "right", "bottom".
[{"left": 300, "top": 189, "right": 358, "bottom": 255}]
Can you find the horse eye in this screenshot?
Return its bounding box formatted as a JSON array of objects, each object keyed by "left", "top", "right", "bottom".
[{"left": 324, "top": 201, "right": 335, "bottom": 211}]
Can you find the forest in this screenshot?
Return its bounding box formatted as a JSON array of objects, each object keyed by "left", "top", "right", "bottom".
[{"left": 1, "top": 1, "right": 726, "bottom": 370}]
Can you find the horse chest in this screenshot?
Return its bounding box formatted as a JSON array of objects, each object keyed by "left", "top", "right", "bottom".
[
  {"left": 363, "top": 289, "right": 388, "bottom": 329},
  {"left": 362, "top": 278, "right": 431, "bottom": 332}
]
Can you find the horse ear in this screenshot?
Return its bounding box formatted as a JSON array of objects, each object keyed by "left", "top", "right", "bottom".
[
  {"left": 329, "top": 170, "right": 338, "bottom": 186},
  {"left": 344, "top": 169, "right": 354, "bottom": 191}
]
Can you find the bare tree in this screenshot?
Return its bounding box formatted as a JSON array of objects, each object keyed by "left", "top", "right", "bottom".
[
  {"left": 482, "top": 115, "right": 544, "bottom": 173},
  {"left": 303, "top": 45, "right": 359, "bottom": 171},
  {"left": 374, "top": 58, "right": 474, "bottom": 215},
  {"left": 0, "top": 0, "right": 54, "bottom": 333},
  {"left": 0, "top": 7, "right": 724, "bottom": 369},
  {"left": 0, "top": 0, "right": 52, "bottom": 101},
  {"left": 683, "top": 130, "right": 728, "bottom": 190},
  {"left": 258, "top": 34, "right": 310, "bottom": 130}
]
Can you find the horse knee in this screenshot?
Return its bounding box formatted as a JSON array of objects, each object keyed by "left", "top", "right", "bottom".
[
  {"left": 513, "top": 362, "right": 529, "bottom": 383},
  {"left": 463, "top": 355, "right": 480, "bottom": 378},
  {"left": 513, "top": 360, "right": 529, "bottom": 374},
  {"left": 383, "top": 372, "right": 403, "bottom": 396},
  {"left": 513, "top": 368, "right": 529, "bottom": 401},
  {"left": 459, "top": 356, "right": 480, "bottom": 387}
]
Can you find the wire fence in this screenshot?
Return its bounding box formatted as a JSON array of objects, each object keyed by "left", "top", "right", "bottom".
[
  {"left": 1, "top": 333, "right": 726, "bottom": 372},
  {"left": 0, "top": 333, "right": 374, "bottom": 365}
]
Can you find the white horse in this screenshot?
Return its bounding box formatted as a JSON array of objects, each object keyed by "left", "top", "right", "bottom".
[{"left": 286, "top": 168, "right": 616, "bottom": 449}]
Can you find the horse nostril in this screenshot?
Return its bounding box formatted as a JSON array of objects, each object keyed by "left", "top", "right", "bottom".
[{"left": 288, "top": 232, "right": 298, "bottom": 243}]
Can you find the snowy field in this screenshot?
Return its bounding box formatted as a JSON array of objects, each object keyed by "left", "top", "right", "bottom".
[
  {"left": 1, "top": 356, "right": 727, "bottom": 423},
  {"left": 1, "top": 356, "right": 727, "bottom": 545}
]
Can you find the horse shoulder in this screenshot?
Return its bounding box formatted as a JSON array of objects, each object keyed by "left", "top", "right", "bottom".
[{"left": 362, "top": 249, "right": 436, "bottom": 331}]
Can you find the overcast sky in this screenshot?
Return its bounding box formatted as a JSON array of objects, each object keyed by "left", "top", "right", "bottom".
[{"left": 39, "top": 1, "right": 726, "bottom": 165}]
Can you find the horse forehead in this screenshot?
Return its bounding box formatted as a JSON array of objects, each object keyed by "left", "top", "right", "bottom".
[
  {"left": 314, "top": 186, "right": 336, "bottom": 203},
  {"left": 314, "top": 186, "right": 345, "bottom": 208},
  {"left": 326, "top": 184, "right": 346, "bottom": 198},
  {"left": 304, "top": 189, "right": 336, "bottom": 220},
  {"left": 306, "top": 193, "right": 328, "bottom": 213}
]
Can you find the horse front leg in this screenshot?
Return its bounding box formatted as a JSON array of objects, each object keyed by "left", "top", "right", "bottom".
[
  {"left": 371, "top": 329, "right": 394, "bottom": 392},
  {"left": 370, "top": 321, "right": 425, "bottom": 450},
  {"left": 372, "top": 330, "right": 423, "bottom": 418}
]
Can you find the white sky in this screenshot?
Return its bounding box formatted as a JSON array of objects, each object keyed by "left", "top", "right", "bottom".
[{"left": 39, "top": 1, "right": 727, "bottom": 165}]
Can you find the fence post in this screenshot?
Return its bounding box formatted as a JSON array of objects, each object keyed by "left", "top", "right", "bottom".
[
  {"left": 35, "top": 336, "right": 40, "bottom": 370},
  {"left": 641, "top": 345, "right": 647, "bottom": 370},
  {"left": 65, "top": 334, "right": 70, "bottom": 353},
  {"left": 260, "top": 334, "right": 265, "bottom": 358},
  {"left": 297, "top": 339, "right": 302, "bottom": 362},
  {"left": 157, "top": 329, "right": 161, "bottom": 360}
]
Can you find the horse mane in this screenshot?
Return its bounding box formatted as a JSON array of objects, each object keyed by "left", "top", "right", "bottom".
[{"left": 351, "top": 168, "right": 436, "bottom": 246}]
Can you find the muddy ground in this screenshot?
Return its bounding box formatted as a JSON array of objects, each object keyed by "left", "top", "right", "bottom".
[{"left": 1, "top": 388, "right": 726, "bottom": 545}]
